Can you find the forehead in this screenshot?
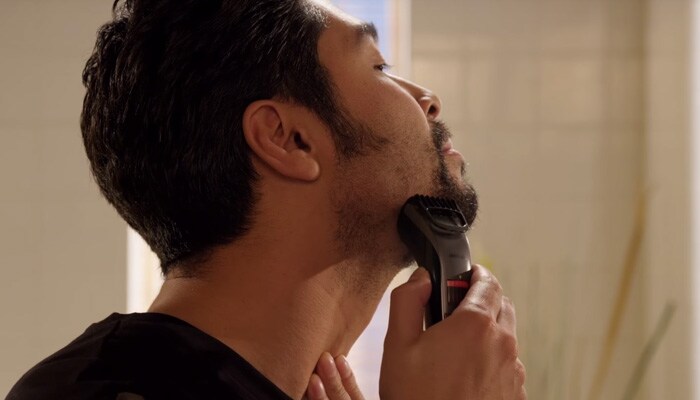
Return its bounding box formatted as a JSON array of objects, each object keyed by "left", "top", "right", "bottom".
[
  {"left": 311, "top": 0, "right": 362, "bottom": 26},
  {"left": 311, "top": 0, "right": 378, "bottom": 50}
]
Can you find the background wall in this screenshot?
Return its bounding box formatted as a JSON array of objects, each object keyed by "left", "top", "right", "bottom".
[
  {"left": 645, "top": 0, "right": 691, "bottom": 398},
  {"left": 0, "top": 2, "right": 125, "bottom": 396},
  {"left": 411, "top": 0, "right": 691, "bottom": 399}
]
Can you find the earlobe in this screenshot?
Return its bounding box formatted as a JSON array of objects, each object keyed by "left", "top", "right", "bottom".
[{"left": 242, "top": 100, "right": 321, "bottom": 182}]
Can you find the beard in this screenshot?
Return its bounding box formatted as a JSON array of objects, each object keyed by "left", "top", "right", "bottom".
[
  {"left": 331, "top": 116, "right": 478, "bottom": 273},
  {"left": 430, "top": 120, "right": 479, "bottom": 228}
]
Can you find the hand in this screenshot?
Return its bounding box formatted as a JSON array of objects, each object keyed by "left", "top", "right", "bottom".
[
  {"left": 380, "top": 265, "right": 526, "bottom": 400},
  {"left": 306, "top": 352, "right": 366, "bottom": 400}
]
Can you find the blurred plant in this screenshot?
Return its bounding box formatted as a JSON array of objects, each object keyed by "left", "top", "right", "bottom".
[
  {"left": 622, "top": 302, "right": 676, "bottom": 400},
  {"left": 587, "top": 196, "right": 647, "bottom": 400},
  {"left": 517, "top": 259, "right": 574, "bottom": 400},
  {"left": 491, "top": 192, "right": 676, "bottom": 400}
]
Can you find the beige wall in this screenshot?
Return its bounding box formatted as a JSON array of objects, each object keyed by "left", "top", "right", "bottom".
[
  {"left": 412, "top": 0, "right": 690, "bottom": 399},
  {"left": 0, "top": 1, "right": 126, "bottom": 396},
  {"left": 644, "top": 0, "right": 692, "bottom": 398}
]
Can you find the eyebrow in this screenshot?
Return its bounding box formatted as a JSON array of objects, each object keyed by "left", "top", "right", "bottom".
[{"left": 353, "top": 21, "right": 379, "bottom": 44}]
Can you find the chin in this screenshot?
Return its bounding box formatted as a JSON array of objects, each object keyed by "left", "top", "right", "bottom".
[{"left": 434, "top": 166, "right": 478, "bottom": 227}]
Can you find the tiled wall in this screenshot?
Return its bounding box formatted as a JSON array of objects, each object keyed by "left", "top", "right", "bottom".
[
  {"left": 644, "top": 0, "right": 692, "bottom": 399},
  {"left": 0, "top": 2, "right": 126, "bottom": 396},
  {"left": 412, "top": 0, "right": 690, "bottom": 399}
]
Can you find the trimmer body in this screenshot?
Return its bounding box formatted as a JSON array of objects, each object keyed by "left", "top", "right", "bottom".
[{"left": 397, "top": 195, "right": 472, "bottom": 327}]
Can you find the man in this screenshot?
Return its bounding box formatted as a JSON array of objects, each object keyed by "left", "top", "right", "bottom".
[{"left": 8, "top": 0, "right": 526, "bottom": 399}]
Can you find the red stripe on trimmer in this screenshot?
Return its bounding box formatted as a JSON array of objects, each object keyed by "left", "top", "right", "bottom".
[{"left": 447, "top": 280, "right": 469, "bottom": 288}]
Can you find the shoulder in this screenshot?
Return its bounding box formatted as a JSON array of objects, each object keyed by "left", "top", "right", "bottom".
[
  {"left": 6, "top": 313, "right": 153, "bottom": 400},
  {"left": 6, "top": 312, "right": 293, "bottom": 400}
]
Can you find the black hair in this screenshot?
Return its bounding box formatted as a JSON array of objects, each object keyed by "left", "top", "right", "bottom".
[{"left": 81, "top": 0, "right": 369, "bottom": 274}]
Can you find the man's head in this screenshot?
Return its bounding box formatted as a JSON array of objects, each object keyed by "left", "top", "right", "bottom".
[
  {"left": 81, "top": 0, "right": 477, "bottom": 275},
  {"left": 311, "top": 5, "right": 478, "bottom": 269}
]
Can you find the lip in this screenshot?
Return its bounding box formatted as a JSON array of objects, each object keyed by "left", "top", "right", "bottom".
[{"left": 441, "top": 139, "right": 462, "bottom": 157}]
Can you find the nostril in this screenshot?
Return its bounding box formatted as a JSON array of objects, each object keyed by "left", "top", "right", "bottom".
[
  {"left": 428, "top": 105, "right": 437, "bottom": 116},
  {"left": 417, "top": 91, "right": 441, "bottom": 118}
]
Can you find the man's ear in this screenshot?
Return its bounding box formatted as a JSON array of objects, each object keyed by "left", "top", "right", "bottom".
[{"left": 242, "top": 100, "right": 321, "bottom": 181}]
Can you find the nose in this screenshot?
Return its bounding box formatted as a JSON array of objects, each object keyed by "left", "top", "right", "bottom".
[
  {"left": 419, "top": 91, "right": 442, "bottom": 120},
  {"left": 393, "top": 76, "right": 442, "bottom": 120}
]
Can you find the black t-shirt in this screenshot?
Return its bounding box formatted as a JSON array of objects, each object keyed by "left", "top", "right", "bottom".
[{"left": 6, "top": 313, "right": 293, "bottom": 400}]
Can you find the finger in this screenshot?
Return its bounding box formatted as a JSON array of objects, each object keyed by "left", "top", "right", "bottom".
[
  {"left": 307, "top": 373, "right": 329, "bottom": 400},
  {"left": 335, "top": 355, "right": 365, "bottom": 400},
  {"left": 518, "top": 385, "right": 527, "bottom": 400},
  {"left": 496, "top": 296, "right": 516, "bottom": 335},
  {"left": 459, "top": 265, "right": 503, "bottom": 320},
  {"left": 514, "top": 358, "right": 526, "bottom": 388},
  {"left": 385, "top": 267, "right": 432, "bottom": 346},
  {"left": 316, "top": 352, "right": 351, "bottom": 400}
]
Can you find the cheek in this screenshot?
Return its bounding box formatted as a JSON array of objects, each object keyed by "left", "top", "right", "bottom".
[
  {"left": 365, "top": 83, "right": 428, "bottom": 138},
  {"left": 365, "top": 83, "right": 438, "bottom": 178},
  {"left": 340, "top": 77, "right": 439, "bottom": 191},
  {"left": 377, "top": 137, "right": 441, "bottom": 206},
  {"left": 340, "top": 73, "right": 426, "bottom": 134}
]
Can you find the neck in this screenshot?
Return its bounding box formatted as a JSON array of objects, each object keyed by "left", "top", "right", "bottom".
[{"left": 148, "top": 243, "right": 397, "bottom": 399}]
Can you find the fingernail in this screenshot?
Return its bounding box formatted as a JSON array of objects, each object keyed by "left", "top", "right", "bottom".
[
  {"left": 335, "top": 355, "right": 352, "bottom": 379},
  {"left": 319, "top": 352, "right": 336, "bottom": 377},
  {"left": 307, "top": 374, "right": 325, "bottom": 399}
]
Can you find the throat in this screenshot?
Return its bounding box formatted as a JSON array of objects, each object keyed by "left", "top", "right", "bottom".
[{"left": 148, "top": 262, "right": 394, "bottom": 399}]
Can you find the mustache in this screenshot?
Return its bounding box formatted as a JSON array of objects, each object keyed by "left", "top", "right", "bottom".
[{"left": 431, "top": 120, "right": 452, "bottom": 151}]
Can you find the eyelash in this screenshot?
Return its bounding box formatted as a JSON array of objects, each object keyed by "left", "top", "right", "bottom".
[{"left": 376, "top": 63, "right": 393, "bottom": 72}]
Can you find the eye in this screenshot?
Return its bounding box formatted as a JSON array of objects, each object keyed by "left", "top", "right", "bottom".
[{"left": 375, "top": 63, "right": 393, "bottom": 73}]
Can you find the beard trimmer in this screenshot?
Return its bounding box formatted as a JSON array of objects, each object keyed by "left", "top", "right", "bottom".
[{"left": 397, "top": 195, "right": 472, "bottom": 327}]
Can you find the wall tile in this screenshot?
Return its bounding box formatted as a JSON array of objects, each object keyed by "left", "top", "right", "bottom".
[
  {"left": 499, "top": 57, "right": 539, "bottom": 125},
  {"left": 535, "top": 130, "right": 600, "bottom": 200},
  {"left": 537, "top": 0, "right": 606, "bottom": 53},
  {"left": 608, "top": 0, "right": 645, "bottom": 52},
  {"left": 646, "top": 59, "right": 690, "bottom": 132},
  {"left": 37, "top": 122, "right": 96, "bottom": 200},
  {"left": 539, "top": 57, "right": 605, "bottom": 125},
  {"left": 412, "top": 57, "right": 469, "bottom": 124},
  {"left": 463, "top": 57, "right": 499, "bottom": 124},
  {"left": 608, "top": 56, "right": 644, "bottom": 126},
  {"left": 0, "top": 126, "right": 41, "bottom": 198}
]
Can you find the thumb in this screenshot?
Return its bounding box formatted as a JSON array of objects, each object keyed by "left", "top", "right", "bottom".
[{"left": 385, "top": 267, "right": 432, "bottom": 347}]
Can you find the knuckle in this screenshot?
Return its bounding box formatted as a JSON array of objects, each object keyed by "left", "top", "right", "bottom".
[
  {"left": 503, "top": 296, "right": 514, "bottom": 308},
  {"left": 476, "top": 266, "right": 502, "bottom": 288},
  {"left": 491, "top": 276, "right": 503, "bottom": 295},
  {"left": 320, "top": 374, "right": 346, "bottom": 398},
  {"left": 326, "top": 382, "right": 347, "bottom": 399},
  {"left": 498, "top": 332, "right": 519, "bottom": 360},
  {"left": 504, "top": 299, "right": 516, "bottom": 318},
  {"left": 342, "top": 379, "right": 362, "bottom": 398},
  {"left": 460, "top": 303, "right": 496, "bottom": 331},
  {"left": 464, "top": 303, "right": 493, "bottom": 323}
]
